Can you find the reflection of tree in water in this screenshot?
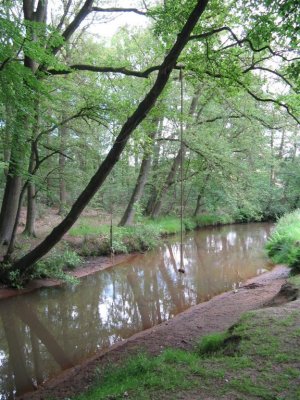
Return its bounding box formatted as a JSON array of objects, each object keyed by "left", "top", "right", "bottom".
[
  {"left": 0, "top": 223, "right": 271, "bottom": 398},
  {"left": 0, "top": 298, "right": 73, "bottom": 398}
]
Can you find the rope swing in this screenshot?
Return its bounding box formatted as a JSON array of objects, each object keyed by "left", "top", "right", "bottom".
[
  {"left": 178, "top": 65, "right": 185, "bottom": 274},
  {"left": 109, "top": 176, "right": 115, "bottom": 266}
]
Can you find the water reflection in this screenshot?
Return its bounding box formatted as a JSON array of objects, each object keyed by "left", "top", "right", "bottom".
[{"left": 0, "top": 223, "right": 272, "bottom": 399}]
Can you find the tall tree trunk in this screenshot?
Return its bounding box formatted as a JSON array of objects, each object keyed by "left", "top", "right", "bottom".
[
  {"left": 119, "top": 119, "right": 161, "bottom": 226},
  {"left": 24, "top": 183, "right": 37, "bottom": 237},
  {"left": 11, "top": 0, "right": 210, "bottom": 276},
  {"left": 59, "top": 123, "right": 68, "bottom": 215},
  {"left": 23, "top": 146, "right": 37, "bottom": 237},
  {"left": 150, "top": 89, "right": 201, "bottom": 218},
  {"left": 145, "top": 141, "right": 160, "bottom": 215},
  {"left": 193, "top": 193, "right": 203, "bottom": 216},
  {"left": 151, "top": 147, "right": 185, "bottom": 218},
  {"left": 0, "top": 1, "right": 47, "bottom": 245},
  {"left": 0, "top": 151, "right": 22, "bottom": 245}
]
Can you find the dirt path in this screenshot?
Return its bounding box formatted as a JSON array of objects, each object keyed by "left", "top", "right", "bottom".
[{"left": 17, "top": 265, "right": 289, "bottom": 400}]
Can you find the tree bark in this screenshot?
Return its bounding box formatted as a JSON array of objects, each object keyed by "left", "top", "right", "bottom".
[
  {"left": 23, "top": 146, "right": 37, "bottom": 237},
  {"left": 145, "top": 141, "right": 160, "bottom": 215},
  {"left": 119, "top": 119, "right": 161, "bottom": 226},
  {"left": 24, "top": 182, "right": 37, "bottom": 237},
  {"left": 11, "top": 0, "right": 210, "bottom": 275},
  {"left": 0, "top": 162, "right": 22, "bottom": 245}
]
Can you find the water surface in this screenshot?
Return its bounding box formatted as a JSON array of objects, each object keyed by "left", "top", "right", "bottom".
[{"left": 0, "top": 223, "right": 272, "bottom": 398}]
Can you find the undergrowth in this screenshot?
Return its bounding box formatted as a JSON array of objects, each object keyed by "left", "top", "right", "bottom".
[
  {"left": 266, "top": 209, "right": 300, "bottom": 273},
  {"left": 0, "top": 246, "right": 81, "bottom": 288}
]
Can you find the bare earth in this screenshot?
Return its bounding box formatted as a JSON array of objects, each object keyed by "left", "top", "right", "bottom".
[{"left": 15, "top": 263, "right": 289, "bottom": 400}]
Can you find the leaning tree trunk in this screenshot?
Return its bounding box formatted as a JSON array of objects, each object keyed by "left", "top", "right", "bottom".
[
  {"left": 119, "top": 119, "right": 161, "bottom": 226},
  {"left": 11, "top": 0, "right": 210, "bottom": 276}
]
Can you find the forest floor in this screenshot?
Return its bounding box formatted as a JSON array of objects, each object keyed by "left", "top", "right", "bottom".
[{"left": 17, "top": 264, "right": 297, "bottom": 400}]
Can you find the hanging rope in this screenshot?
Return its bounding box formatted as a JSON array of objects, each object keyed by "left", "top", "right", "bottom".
[
  {"left": 178, "top": 65, "right": 185, "bottom": 274},
  {"left": 109, "top": 176, "right": 115, "bottom": 265}
]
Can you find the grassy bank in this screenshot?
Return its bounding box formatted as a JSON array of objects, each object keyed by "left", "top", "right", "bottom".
[
  {"left": 73, "top": 300, "right": 300, "bottom": 400},
  {"left": 68, "top": 213, "right": 234, "bottom": 257},
  {"left": 266, "top": 209, "right": 300, "bottom": 274}
]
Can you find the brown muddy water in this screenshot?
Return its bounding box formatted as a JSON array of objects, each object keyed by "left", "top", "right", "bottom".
[{"left": 0, "top": 223, "right": 272, "bottom": 399}]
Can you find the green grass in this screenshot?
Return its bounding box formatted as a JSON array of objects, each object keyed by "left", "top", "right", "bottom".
[
  {"left": 68, "top": 213, "right": 233, "bottom": 257},
  {"left": 73, "top": 304, "right": 300, "bottom": 400},
  {"left": 266, "top": 209, "right": 300, "bottom": 273},
  {"left": 195, "top": 331, "right": 229, "bottom": 355}
]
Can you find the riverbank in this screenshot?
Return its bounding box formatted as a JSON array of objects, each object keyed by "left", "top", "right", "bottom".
[
  {"left": 18, "top": 264, "right": 290, "bottom": 400},
  {"left": 0, "top": 210, "right": 237, "bottom": 288}
]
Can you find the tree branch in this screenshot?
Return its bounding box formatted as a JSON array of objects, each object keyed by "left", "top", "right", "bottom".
[
  {"left": 52, "top": 2, "right": 147, "bottom": 55},
  {"left": 91, "top": 7, "right": 146, "bottom": 16},
  {"left": 190, "top": 26, "right": 300, "bottom": 63},
  {"left": 236, "top": 80, "right": 300, "bottom": 125},
  {"left": 52, "top": 0, "right": 94, "bottom": 55},
  {"left": 243, "top": 65, "right": 296, "bottom": 91},
  {"left": 47, "top": 64, "right": 161, "bottom": 78},
  {"left": 56, "top": 0, "right": 72, "bottom": 32}
]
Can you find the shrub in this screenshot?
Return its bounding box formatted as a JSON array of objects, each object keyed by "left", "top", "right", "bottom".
[
  {"left": 266, "top": 209, "right": 300, "bottom": 273},
  {"left": 34, "top": 247, "right": 81, "bottom": 283}
]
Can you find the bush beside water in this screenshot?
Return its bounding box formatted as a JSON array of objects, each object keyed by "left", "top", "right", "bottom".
[{"left": 266, "top": 209, "right": 300, "bottom": 273}]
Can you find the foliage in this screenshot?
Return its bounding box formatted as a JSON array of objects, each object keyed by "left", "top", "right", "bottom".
[
  {"left": 266, "top": 210, "right": 300, "bottom": 273},
  {"left": 0, "top": 0, "right": 299, "bottom": 285}
]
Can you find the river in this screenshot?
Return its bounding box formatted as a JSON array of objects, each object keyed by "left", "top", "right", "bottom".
[{"left": 0, "top": 222, "right": 272, "bottom": 399}]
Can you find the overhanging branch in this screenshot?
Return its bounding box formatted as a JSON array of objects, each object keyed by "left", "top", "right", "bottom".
[{"left": 47, "top": 64, "right": 161, "bottom": 78}]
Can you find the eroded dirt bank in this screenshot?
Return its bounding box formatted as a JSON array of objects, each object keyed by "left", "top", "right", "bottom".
[{"left": 18, "top": 265, "right": 289, "bottom": 400}]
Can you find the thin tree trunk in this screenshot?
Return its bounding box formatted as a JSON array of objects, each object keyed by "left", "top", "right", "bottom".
[
  {"left": 150, "top": 89, "right": 201, "bottom": 218},
  {"left": 11, "top": 0, "right": 210, "bottom": 275},
  {"left": 24, "top": 183, "right": 37, "bottom": 236},
  {"left": 193, "top": 194, "right": 203, "bottom": 216},
  {"left": 59, "top": 123, "right": 68, "bottom": 215},
  {"left": 23, "top": 146, "right": 37, "bottom": 237},
  {"left": 119, "top": 119, "right": 161, "bottom": 226},
  {"left": 145, "top": 141, "right": 160, "bottom": 215}
]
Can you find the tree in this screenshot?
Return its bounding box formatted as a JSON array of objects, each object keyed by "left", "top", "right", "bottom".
[{"left": 5, "top": 0, "right": 210, "bottom": 281}]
